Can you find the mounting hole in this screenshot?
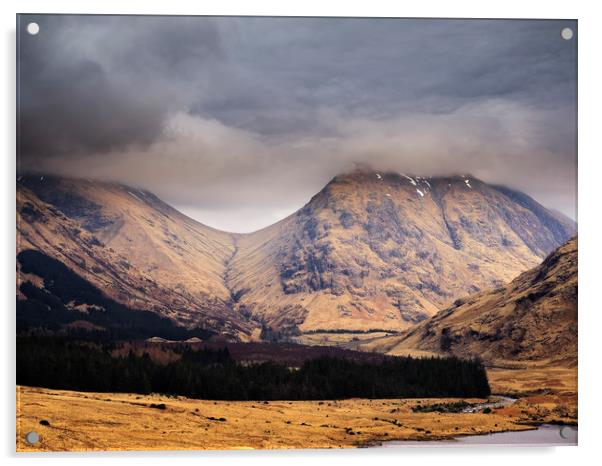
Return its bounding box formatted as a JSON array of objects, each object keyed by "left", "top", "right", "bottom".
[
  {"left": 26, "top": 22, "right": 40, "bottom": 35},
  {"left": 559, "top": 426, "right": 577, "bottom": 440},
  {"left": 25, "top": 431, "right": 40, "bottom": 445},
  {"left": 561, "top": 27, "right": 573, "bottom": 40}
]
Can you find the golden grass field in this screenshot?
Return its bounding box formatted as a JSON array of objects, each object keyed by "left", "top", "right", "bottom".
[
  {"left": 16, "top": 365, "right": 577, "bottom": 452},
  {"left": 488, "top": 365, "right": 577, "bottom": 396}
]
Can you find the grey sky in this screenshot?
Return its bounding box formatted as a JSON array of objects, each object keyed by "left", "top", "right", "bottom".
[{"left": 17, "top": 15, "right": 577, "bottom": 232}]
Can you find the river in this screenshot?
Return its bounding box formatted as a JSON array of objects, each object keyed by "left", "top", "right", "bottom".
[
  {"left": 380, "top": 424, "right": 577, "bottom": 447},
  {"left": 380, "top": 396, "right": 577, "bottom": 447}
]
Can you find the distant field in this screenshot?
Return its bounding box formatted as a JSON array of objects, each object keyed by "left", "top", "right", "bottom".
[
  {"left": 292, "top": 331, "right": 394, "bottom": 347},
  {"left": 488, "top": 365, "right": 577, "bottom": 396},
  {"left": 114, "top": 340, "right": 393, "bottom": 366}
]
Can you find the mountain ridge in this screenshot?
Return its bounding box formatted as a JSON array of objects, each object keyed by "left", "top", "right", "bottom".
[{"left": 17, "top": 171, "right": 576, "bottom": 340}]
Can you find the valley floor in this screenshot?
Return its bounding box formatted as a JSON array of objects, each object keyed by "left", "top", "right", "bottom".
[{"left": 16, "top": 367, "right": 577, "bottom": 451}]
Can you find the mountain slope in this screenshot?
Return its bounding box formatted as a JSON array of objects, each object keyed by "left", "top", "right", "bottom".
[
  {"left": 17, "top": 176, "right": 248, "bottom": 336},
  {"left": 366, "top": 236, "right": 577, "bottom": 364},
  {"left": 17, "top": 248, "right": 217, "bottom": 340},
  {"left": 229, "top": 171, "right": 576, "bottom": 335}
]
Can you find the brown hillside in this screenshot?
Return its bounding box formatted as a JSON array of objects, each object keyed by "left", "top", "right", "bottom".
[
  {"left": 17, "top": 176, "right": 248, "bottom": 336},
  {"left": 366, "top": 237, "right": 577, "bottom": 364}
]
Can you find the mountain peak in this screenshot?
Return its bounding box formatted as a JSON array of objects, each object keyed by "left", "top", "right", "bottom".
[
  {"left": 230, "top": 171, "right": 576, "bottom": 337},
  {"left": 327, "top": 169, "right": 481, "bottom": 192}
]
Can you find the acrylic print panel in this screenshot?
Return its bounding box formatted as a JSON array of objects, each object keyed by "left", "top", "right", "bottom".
[{"left": 16, "top": 14, "right": 577, "bottom": 451}]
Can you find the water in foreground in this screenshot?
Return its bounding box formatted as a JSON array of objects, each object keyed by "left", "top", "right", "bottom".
[{"left": 381, "top": 424, "right": 578, "bottom": 447}]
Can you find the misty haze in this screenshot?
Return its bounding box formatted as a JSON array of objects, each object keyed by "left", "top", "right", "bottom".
[{"left": 18, "top": 16, "right": 576, "bottom": 232}]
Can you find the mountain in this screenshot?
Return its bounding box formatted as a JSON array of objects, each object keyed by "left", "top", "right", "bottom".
[
  {"left": 17, "top": 171, "right": 576, "bottom": 340},
  {"left": 228, "top": 171, "right": 575, "bottom": 336},
  {"left": 363, "top": 236, "right": 577, "bottom": 365},
  {"left": 17, "top": 176, "right": 249, "bottom": 337}
]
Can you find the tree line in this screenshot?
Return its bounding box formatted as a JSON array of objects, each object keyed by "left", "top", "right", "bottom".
[{"left": 17, "top": 337, "right": 491, "bottom": 400}]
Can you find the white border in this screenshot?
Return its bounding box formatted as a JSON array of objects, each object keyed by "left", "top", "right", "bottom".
[{"left": 3, "top": 1, "right": 601, "bottom": 465}]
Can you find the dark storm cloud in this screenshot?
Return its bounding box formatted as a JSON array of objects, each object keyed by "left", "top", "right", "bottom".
[
  {"left": 191, "top": 19, "right": 576, "bottom": 129},
  {"left": 18, "top": 15, "right": 223, "bottom": 157},
  {"left": 17, "top": 16, "right": 577, "bottom": 232}
]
